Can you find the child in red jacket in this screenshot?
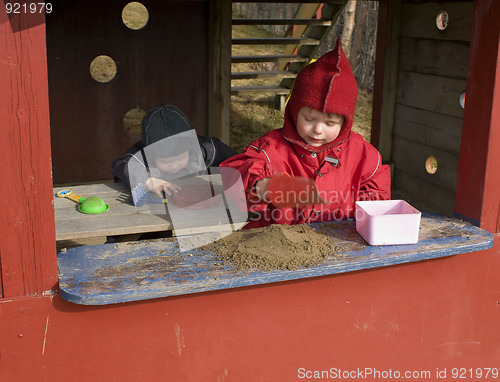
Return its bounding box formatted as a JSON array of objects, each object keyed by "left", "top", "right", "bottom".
[{"left": 221, "top": 39, "right": 391, "bottom": 228}]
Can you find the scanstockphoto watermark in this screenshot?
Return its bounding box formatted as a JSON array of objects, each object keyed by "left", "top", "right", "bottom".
[
  {"left": 248, "top": 187, "right": 382, "bottom": 222},
  {"left": 249, "top": 202, "right": 354, "bottom": 222},
  {"left": 297, "top": 367, "right": 432, "bottom": 380},
  {"left": 250, "top": 186, "right": 382, "bottom": 207},
  {"left": 297, "top": 367, "right": 499, "bottom": 380}
]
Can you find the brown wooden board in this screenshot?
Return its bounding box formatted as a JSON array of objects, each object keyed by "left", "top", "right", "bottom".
[
  {"left": 208, "top": 0, "right": 232, "bottom": 143},
  {"left": 393, "top": 104, "right": 462, "bottom": 155},
  {"left": 373, "top": 0, "right": 475, "bottom": 219},
  {"left": 53, "top": 174, "right": 240, "bottom": 242},
  {"left": 53, "top": 183, "right": 173, "bottom": 240},
  {"left": 53, "top": 183, "right": 132, "bottom": 210},
  {"left": 396, "top": 71, "right": 466, "bottom": 118},
  {"left": 370, "top": 0, "right": 401, "bottom": 162},
  {"left": 398, "top": 37, "right": 470, "bottom": 80},
  {"left": 400, "top": 1, "right": 473, "bottom": 41},
  {"left": 392, "top": 136, "right": 459, "bottom": 193},
  {"left": 46, "top": 0, "right": 210, "bottom": 184},
  {"left": 394, "top": 170, "right": 456, "bottom": 216}
]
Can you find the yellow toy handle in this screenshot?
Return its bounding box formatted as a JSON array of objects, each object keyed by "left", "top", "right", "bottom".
[{"left": 56, "top": 189, "right": 83, "bottom": 203}]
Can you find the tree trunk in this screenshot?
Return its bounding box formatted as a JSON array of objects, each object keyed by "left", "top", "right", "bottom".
[
  {"left": 350, "top": 1, "right": 368, "bottom": 71},
  {"left": 342, "top": 0, "right": 357, "bottom": 57}
]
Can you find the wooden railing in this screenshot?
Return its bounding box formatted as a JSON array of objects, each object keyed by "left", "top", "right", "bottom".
[{"left": 231, "top": 1, "right": 347, "bottom": 109}]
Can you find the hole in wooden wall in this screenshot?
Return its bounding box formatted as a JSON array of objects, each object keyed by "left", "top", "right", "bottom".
[
  {"left": 436, "top": 11, "right": 449, "bottom": 30},
  {"left": 122, "top": 2, "right": 149, "bottom": 30},
  {"left": 460, "top": 91, "right": 466, "bottom": 109},
  {"left": 425, "top": 155, "right": 438, "bottom": 175},
  {"left": 89, "top": 55, "right": 117, "bottom": 83},
  {"left": 123, "top": 107, "right": 146, "bottom": 136}
]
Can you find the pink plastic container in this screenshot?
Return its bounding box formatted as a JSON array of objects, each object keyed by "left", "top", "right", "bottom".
[{"left": 355, "top": 200, "right": 421, "bottom": 245}]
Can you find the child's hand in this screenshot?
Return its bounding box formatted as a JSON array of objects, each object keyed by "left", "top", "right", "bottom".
[
  {"left": 161, "top": 182, "right": 182, "bottom": 196},
  {"left": 252, "top": 178, "right": 271, "bottom": 202},
  {"left": 145, "top": 177, "right": 181, "bottom": 197},
  {"left": 253, "top": 173, "right": 292, "bottom": 202}
]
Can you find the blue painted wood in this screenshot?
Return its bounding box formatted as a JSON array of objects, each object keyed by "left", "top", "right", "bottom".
[{"left": 57, "top": 213, "right": 494, "bottom": 305}]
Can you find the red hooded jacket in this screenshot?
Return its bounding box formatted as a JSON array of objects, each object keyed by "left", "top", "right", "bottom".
[{"left": 222, "top": 39, "right": 391, "bottom": 228}]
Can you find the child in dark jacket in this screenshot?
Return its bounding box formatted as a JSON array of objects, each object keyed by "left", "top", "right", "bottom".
[
  {"left": 112, "top": 104, "right": 237, "bottom": 201},
  {"left": 220, "top": 39, "right": 391, "bottom": 228}
]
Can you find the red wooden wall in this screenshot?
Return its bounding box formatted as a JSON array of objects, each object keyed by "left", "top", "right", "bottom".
[
  {"left": 1, "top": 239, "right": 499, "bottom": 381},
  {"left": 454, "top": 0, "right": 500, "bottom": 233},
  {"left": 0, "top": 5, "right": 58, "bottom": 298}
]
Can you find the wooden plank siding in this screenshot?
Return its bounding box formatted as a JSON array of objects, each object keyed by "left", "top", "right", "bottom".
[
  {"left": 209, "top": 0, "right": 232, "bottom": 143},
  {"left": 0, "top": 10, "right": 59, "bottom": 297},
  {"left": 395, "top": 72, "right": 466, "bottom": 117},
  {"left": 400, "top": 1, "right": 473, "bottom": 42},
  {"left": 370, "top": 0, "right": 402, "bottom": 162},
  {"left": 393, "top": 105, "right": 462, "bottom": 155},
  {"left": 46, "top": 0, "right": 211, "bottom": 184},
  {"left": 398, "top": 37, "right": 470, "bottom": 79},
  {"left": 390, "top": 1, "right": 473, "bottom": 216}
]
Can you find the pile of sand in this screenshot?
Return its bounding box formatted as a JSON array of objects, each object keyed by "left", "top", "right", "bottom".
[{"left": 201, "top": 224, "right": 341, "bottom": 270}]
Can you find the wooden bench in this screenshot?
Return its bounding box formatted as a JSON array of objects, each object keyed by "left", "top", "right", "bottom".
[
  {"left": 54, "top": 173, "right": 245, "bottom": 249},
  {"left": 54, "top": 182, "right": 173, "bottom": 244}
]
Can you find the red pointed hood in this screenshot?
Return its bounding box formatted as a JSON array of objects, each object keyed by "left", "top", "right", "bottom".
[{"left": 283, "top": 39, "right": 358, "bottom": 153}]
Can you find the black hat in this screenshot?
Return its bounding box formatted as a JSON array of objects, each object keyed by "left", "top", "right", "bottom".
[{"left": 142, "top": 104, "right": 191, "bottom": 146}]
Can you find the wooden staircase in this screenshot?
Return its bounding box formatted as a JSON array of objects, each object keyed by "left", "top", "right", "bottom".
[{"left": 231, "top": 1, "right": 348, "bottom": 109}]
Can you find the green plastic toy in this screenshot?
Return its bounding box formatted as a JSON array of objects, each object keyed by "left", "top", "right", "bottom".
[{"left": 56, "top": 189, "right": 109, "bottom": 214}]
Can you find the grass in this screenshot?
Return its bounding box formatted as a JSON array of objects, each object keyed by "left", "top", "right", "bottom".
[
  {"left": 230, "top": 102, "right": 284, "bottom": 152},
  {"left": 230, "top": 90, "right": 373, "bottom": 152},
  {"left": 352, "top": 89, "right": 373, "bottom": 142},
  {"left": 230, "top": 20, "right": 373, "bottom": 152}
]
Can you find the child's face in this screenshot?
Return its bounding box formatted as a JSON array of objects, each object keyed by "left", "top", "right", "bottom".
[
  {"left": 154, "top": 151, "right": 189, "bottom": 174},
  {"left": 296, "top": 107, "right": 345, "bottom": 147}
]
